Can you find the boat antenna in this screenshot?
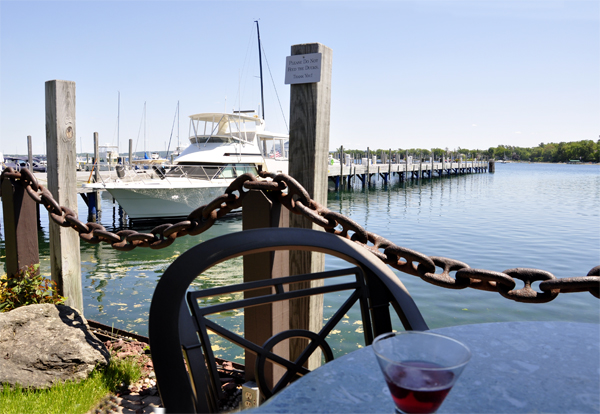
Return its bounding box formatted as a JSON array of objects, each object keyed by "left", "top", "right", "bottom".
[{"left": 255, "top": 20, "right": 265, "bottom": 120}]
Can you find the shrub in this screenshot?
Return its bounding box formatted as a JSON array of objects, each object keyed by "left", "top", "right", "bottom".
[{"left": 0, "top": 264, "right": 66, "bottom": 312}]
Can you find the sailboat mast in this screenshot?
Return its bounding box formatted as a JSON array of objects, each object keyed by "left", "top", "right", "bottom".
[
  {"left": 255, "top": 20, "right": 265, "bottom": 120},
  {"left": 117, "top": 91, "right": 120, "bottom": 153},
  {"left": 143, "top": 102, "right": 147, "bottom": 156}
]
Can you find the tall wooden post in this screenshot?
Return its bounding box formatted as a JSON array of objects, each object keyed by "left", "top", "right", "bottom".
[
  {"left": 93, "top": 132, "right": 101, "bottom": 211},
  {"left": 287, "top": 42, "right": 332, "bottom": 370},
  {"left": 45, "top": 80, "right": 83, "bottom": 312},
  {"left": 27, "top": 136, "right": 33, "bottom": 170},
  {"left": 242, "top": 190, "right": 289, "bottom": 389}
]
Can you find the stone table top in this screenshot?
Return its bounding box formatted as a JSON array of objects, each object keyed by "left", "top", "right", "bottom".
[{"left": 253, "top": 321, "right": 599, "bottom": 414}]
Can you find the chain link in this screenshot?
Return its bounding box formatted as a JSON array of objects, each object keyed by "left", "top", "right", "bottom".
[{"left": 2, "top": 166, "right": 599, "bottom": 303}]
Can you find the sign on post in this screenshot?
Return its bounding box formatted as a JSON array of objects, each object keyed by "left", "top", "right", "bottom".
[{"left": 285, "top": 53, "right": 322, "bottom": 84}]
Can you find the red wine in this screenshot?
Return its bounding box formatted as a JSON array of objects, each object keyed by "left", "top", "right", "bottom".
[{"left": 383, "top": 361, "right": 454, "bottom": 414}]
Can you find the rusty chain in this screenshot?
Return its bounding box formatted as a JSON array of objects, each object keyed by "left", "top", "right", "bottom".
[{"left": 2, "top": 166, "right": 599, "bottom": 303}]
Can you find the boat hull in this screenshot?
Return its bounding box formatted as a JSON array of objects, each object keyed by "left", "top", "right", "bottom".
[{"left": 102, "top": 180, "right": 232, "bottom": 220}]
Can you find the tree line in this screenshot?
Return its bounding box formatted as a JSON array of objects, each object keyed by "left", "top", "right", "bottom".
[{"left": 334, "top": 140, "right": 599, "bottom": 163}]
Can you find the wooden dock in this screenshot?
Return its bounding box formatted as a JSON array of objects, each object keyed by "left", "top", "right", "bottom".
[
  {"left": 33, "top": 171, "right": 117, "bottom": 193},
  {"left": 327, "top": 160, "right": 489, "bottom": 190}
]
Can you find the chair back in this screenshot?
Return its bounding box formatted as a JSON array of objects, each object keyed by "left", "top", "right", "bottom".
[{"left": 149, "top": 227, "right": 428, "bottom": 413}]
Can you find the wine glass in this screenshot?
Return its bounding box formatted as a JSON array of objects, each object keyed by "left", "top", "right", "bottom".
[{"left": 373, "top": 331, "right": 471, "bottom": 414}]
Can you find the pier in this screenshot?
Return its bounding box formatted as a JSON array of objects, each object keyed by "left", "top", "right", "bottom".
[{"left": 327, "top": 158, "right": 489, "bottom": 190}]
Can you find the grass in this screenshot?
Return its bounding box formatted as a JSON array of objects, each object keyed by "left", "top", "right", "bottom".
[{"left": 0, "top": 355, "right": 143, "bottom": 414}]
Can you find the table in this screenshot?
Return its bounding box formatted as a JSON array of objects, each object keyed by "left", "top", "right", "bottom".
[{"left": 253, "top": 322, "right": 599, "bottom": 413}]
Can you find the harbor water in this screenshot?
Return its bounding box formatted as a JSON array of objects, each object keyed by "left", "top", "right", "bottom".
[{"left": 1, "top": 162, "right": 598, "bottom": 360}]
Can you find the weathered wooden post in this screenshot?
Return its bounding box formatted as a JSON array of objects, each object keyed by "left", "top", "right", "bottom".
[
  {"left": 340, "top": 145, "right": 344, "bottom": 187},
  {"left": 93, "top": 132, "right": 101, "bottom": 212},
  {"left": 429, "top": 155, "right": 433, "bottom": 179},
  {"left": 366, "top": 147, "right": 371, "bottom": 185},
  {"left": 1, "top": 170, "right": 39, "bottom": 278},
  {"left": 285, "top": 42, "right": 332, "bottom": 370},
  {"left": 45, "top": 80, "right": 83, "bottom": 312},
  {"left": 242, "top": 190, "right": 290, "bottom": 389},
  {"left": 27, "top": 136, "right": 33, "bottom": 170}
]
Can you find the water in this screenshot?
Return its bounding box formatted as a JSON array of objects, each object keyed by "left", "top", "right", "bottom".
[{"left": 1, "top": 163, "right": 598, "bottom": 359}]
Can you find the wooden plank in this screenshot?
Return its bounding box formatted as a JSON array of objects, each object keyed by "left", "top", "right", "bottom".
[
  {"left": 45, "top": 80, "right": 83, "bottom": 312},
  {"left": 287, "top": 42, "right": 332, "bottom": 370},
  {"left": 242, "top": 190, "right": 289, "bottom": 389}
]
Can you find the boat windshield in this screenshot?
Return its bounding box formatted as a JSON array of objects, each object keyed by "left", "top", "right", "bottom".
[{"left": 166, "top": 163, "right": 258, "bottom": 180}]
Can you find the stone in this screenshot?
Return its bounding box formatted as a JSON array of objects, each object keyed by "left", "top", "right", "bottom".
[{"left": 0, "top": 304, "right": 109, "bottom": 389}]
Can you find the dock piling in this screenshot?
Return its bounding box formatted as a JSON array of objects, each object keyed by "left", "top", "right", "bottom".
[
  {"left": 45, "top": 79, "right": 83, "bottom": 312},
  {"left": 288, "top": 42, "right": 333, "bottom": 370}
]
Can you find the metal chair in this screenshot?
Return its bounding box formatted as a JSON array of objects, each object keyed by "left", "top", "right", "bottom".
[{"left": 149, "top": 227, "right": 428, "bottom": 413}]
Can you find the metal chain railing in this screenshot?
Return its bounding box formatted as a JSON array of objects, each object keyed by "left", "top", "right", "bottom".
[{"left": 2, "top": 166, "right": 599, "bottom": 303}]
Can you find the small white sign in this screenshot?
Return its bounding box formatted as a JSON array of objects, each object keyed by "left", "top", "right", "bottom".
[{"left": 284, "top": 53, "right": 322, "bottom": 84}]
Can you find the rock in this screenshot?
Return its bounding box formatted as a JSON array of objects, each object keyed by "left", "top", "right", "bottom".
[{"left": 0, "top": 304, "right": 109, "bottom": 389}]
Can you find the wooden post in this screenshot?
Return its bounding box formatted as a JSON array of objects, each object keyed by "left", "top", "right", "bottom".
[
  {"left": 366, "top": 147, "right": 371, "bottom": 185},
  {"left": 429, "top": 155, "right": 433, "bottom": 179},
  {"left": 129, "top": 139, "right": 133, "bottom": 167},
  {"left": 340, "top": 145, "right": 344, "bottom": 188},
  {"left": 45, "top": 80, "right": 83, "bottom": 312},
  {"left": 93, "top": 132, "right": 99, "bottom": 182},
  {"left": 1, "top": 175, "right": 39, "bottom": 278},
  {"left": 242, "top": 190, "right": 289, "bottom": 388},
  {"left": 287, "top": 42, "right": 332, "bottom": 370},
  {"left": 27, "top": 136, "right": 33, "bottom": 170},
  {"left": 93, "top": 132, "right": 101, "bottom": 212}
]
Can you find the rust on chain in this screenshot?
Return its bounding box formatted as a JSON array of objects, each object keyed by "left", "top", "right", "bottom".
[
  {"left": 275, "top": 174, "right": 310, "bottom": 208},
  {"left": 498, "top": 268, "right": 559, "bottom": 303},
  {"left": 455, "top": 268, "right": 516, "bottom": 292},
  {"left": 79, "top": 223, "right": 105, "bottom": 243},
  {"left": 539, "top": 277, "right": 600, "bottom": 298},
  {"left": 163, "top": 220, "right": 193, "bottom": 238},
  {"left": 148, "top": 223, "right": 176, "bottom": 249},
  {"left": 4, "top": 167, "right": 599, "bottom": 303},
  {"left": 323, "top": 210, "right": 367, "bottom": 241},
  {"left": 418, "top": 257, "right": 471, "bottom": 289},
  {"left": 111, "top": 230, "right": 138, "bottom": 251},
  {"left": 383, "top": 245, "right": 436, "bottom": 277}
]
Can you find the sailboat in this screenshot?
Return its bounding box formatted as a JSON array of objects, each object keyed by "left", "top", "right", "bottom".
[{"left": 82, "top": 22, "right": 289, "bottom": 220}]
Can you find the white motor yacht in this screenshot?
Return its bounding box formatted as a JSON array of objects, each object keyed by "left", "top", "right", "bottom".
[{"left": 82, "top": 111, "right": 288, "bottom": 220}]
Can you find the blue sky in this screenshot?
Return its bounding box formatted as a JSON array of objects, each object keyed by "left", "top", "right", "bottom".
[{"left": 1, "top": 0, "right": 598, "bottom": 155}]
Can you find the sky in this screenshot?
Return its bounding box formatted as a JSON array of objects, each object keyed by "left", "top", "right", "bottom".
[{"left": 0, "top": 0, "right": 598, "bottom": 155}]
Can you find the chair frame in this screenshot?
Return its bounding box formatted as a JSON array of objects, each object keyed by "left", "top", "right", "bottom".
[{"left": 149, "top": 227, "right": 428, "bottom": 413}]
